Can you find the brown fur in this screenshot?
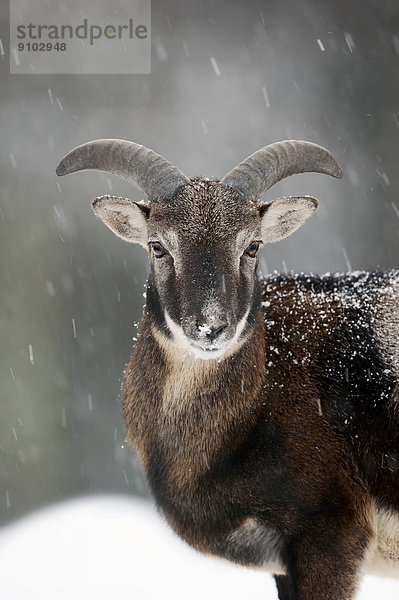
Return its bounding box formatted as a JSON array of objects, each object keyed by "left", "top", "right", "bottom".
[{"left": 122, "top": 268, "right": 399, "bottom": 600}]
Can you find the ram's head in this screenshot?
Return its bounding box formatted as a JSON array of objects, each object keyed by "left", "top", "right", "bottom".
[{"left": 57, "top": 139, "right": 342, "bottom": 359}]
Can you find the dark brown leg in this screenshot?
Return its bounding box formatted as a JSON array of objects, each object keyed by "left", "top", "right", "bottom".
[
  {"left": 281, "top": 511, "right": 374, "bottom": 600},
  {"left": 274, "top": 574, "right": 294, "bottom": 600}
]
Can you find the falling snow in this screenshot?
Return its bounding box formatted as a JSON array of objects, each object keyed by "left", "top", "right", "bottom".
[
  {"left": 210, "top": 56, "right": 221, "bottom": 76},
  {"left": 262, "top": 85, "right": 270, "bottom": 109},
  {"left": 344, "top": 32, "right": 355, "bottom": 53},
  {"left": 72, "top": 318, "right": 77, "bottom": 339}
]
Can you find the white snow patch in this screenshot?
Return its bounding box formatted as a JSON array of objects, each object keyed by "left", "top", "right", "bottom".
[
  {"left": 0, "top": 496, "right": 275, "bottom": 600},
  {"left": 0, "top": 496, "right": 397, "bottom": 599},
  {"left": 198, "top": 323, "right": 212, "bottom": 336}
]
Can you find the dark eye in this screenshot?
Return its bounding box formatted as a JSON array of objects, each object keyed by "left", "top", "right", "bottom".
[
  {"left": 150, "top": 242, "right": 168, "bottom": 258},
  {"left": 245, "top": 242, "right": 260, "bottom": 258}
]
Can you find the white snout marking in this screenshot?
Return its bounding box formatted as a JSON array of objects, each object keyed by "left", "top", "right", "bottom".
[{"left": 164, "top": 308, "right": 250, "bottom": 361}]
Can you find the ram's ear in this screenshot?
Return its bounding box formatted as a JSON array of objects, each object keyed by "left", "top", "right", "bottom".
[
  {"left": 91, "top": 195, "right": 150, "bottom": 248},
  {"left": 259, "top": 196, "right": 318, "bottom": 243}
]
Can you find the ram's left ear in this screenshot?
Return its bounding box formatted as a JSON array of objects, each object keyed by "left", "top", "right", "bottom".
[{"left": 259, "top": 196, "right": 319, "bottom": 243}]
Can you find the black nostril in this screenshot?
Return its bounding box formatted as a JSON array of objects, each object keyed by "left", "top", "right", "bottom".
[{"left": 206, "top": 323, "right": 228, "bottom": 341}]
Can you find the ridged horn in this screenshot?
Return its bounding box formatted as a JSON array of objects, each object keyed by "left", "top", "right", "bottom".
[
  {"left": 220, "top": 140, "right": 343, "bottom": 202},
  {"left": 56, "top": 139, "right": 190, "bottom": 201}
]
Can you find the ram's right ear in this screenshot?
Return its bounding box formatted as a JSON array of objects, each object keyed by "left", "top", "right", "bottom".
[{"left": 92, "top": 195, "right": 150, "bottom": 248}]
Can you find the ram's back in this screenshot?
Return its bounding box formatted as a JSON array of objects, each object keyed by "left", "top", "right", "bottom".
[{"left": 261, "top": 270, "right": 399, "bottom": 512}]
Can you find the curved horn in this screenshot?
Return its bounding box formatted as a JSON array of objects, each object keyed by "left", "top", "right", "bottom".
[
  {"left": 56, "top": 139, "right": 190, "bottom": 201},
  {"left": 220, "top": 140, "right": 343, "bottom": 203}
]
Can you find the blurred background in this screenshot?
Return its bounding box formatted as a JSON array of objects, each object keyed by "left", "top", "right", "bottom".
[{"left": 1, "top": 0, "right": 399, "bottom": 526}]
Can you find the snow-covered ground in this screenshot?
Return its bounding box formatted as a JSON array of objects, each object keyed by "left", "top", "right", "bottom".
[{"left": 0, "top": 496, "right": 397, "bottom": 599}]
